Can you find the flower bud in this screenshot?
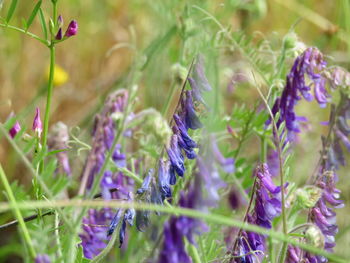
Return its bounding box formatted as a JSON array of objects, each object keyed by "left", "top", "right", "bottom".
[
  {"left": 171, "top": 63, "right": 187, "bottom": 83},
  {"left": 64, "top": 20, "right": 78, "bottom": 37},
  {"left": 305, "top": 225, "right": 325, "bottom": 249},
  {"left": 295, "top": 186, "right": 322, "bottom": 209},
  {"left": 32, "top": 107, "right": 43, "bottom": 138},
  {"left": 9, "top": 121, "right": 21, "bottom": 138},
  {"left": 57, "top": 15, "right": 63, "bottom": 27},
  {"left": 55, "top": 28, "right": 63, "bottom": 40},
  {"left": 283, "top": 32, "right": 298, "bottom": 50}
]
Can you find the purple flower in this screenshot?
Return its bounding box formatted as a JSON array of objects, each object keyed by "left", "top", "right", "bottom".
[
  {"left": 32, "top": 107, "right": 42, "bottom": 138},
  {"left": 106, "top": 203, "right": 135, "bottom": 248},
  {"left": 9, "top": 121, "right": 21, "bottom": 138},
  {"left": 312, "top": 173, "right": 343, "bottom": 250},
  {"left": 158, "top": 141, "right": 228, "bottom": 262},
  {"left": 183, "top": 90, "right": 202, "bottom": 130},
  {"left": 192, "top": 55, "right": 212, "bottom": 92},
  {"left": 233, "top": 164, "right": 284, "bottom": 262},
  {"left": 286, "top": 245, "right": 303, "bottom": 263},
  {"left": 35, "top": 254, "right": 51, "bottom": 263},
  {"left": 158, "top": 160, "right": 172, "bottom": 201},
  {"left": 80, "top": 208, "right": 114, "bottom": 259},
  {"left": 64, "top": 20, "right": 78, "bottom": 37},
  {"left": 267, "top": 48, "right": 328, "bottom": 140},
  {"left": 158, "top": 218, "right": 192, "bottom": 263},
  {"left": 48, "top": 122, "right": 71, "bottom": 176},
  {"left": 210, "top": 136, "right": 235, "bottom": 173},
  {"left": 166, "top": 135, "right": 185, "bottom": 180},
  {"left": 83, "top": 90, "right": 128, "bottom": 190},
  {"left": 80, "top": 90, "right": 135, "bottom": 258}
]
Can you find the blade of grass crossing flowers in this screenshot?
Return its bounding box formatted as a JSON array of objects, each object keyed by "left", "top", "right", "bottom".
[{"left": 0, "top": 200, "right": 347, "bottom": 263}]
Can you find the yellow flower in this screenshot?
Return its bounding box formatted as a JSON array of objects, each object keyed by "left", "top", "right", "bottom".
[{"left": 46, "top": 64, "right": 69, "bottom": 86}]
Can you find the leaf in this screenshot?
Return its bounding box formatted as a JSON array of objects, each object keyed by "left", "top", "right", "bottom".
[
  {"left": 5, "top": 0, "right": 18, "bottom": 23},
  {"left": 26, "top": 0, "right": 42, "bottom": 30},
  {"left": 38, "top": 7, "right": 48, "bottom": 40}
]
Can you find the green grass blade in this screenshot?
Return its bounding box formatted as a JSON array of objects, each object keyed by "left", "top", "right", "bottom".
[
  {"left": 38, "top": 7, "right": 48, "bottom": 40},
  {"left": 26, "top": 0, "right": 42, "bottom": 31},
  {"left": 5, "top": 0, "right": 18, "bottom": 23}
]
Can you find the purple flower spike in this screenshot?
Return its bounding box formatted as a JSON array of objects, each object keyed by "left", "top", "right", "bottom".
[
  {"left": 65, "top": 20, "right": 78, "bottom": 37},
  {"left": 9, "top": 121, "right": 21, "bottom": 138},
  {"left": 267, "top": 47, "right": 328, "bottom": 141},
  {"left": 33, "top": 107, "right": 42, "bottom": 138},
  {"left": 35, "top": 254, "right": 51, "bottom": 263},
  {"left": 233, "top": 164, "right": 284, "bottom": 262}
]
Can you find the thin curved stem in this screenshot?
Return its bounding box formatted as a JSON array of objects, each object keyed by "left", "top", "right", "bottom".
[{"left": 0, "top": 23, "right": 48, "bottom": 46}]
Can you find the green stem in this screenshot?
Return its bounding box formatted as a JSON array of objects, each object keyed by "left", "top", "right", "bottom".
[
  {"left": 188, "top": 242, "right": 202, "bottom": 263},
  {"left": 0, "top": 164, "right": 36, "bottom": 259},
  {"left": 0, "top": 23, "right": 48, "bottom": 45},
  {"left": 114, "top": 166, "right": 143, "bottom": 184},
  {"left": 42, "top": 45, "right": 56, "bottom": 153}
]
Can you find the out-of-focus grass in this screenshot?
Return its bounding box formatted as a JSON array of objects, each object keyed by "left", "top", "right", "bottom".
[{"left": 0, "top": 0, "right": 350, "bottom": 260}]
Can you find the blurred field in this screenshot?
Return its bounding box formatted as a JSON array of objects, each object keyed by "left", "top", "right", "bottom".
[{"left": 1, "top": 0, "right": 350, "bottom": 261}]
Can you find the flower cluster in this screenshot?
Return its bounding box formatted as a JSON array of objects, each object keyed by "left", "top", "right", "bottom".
[
  {"left": 306, "top": 172, "right": 343, "bottom": 262},
  {"left": 268, "top": 47, "right": 328, "bottom": 141},
  {"left": 55, "top": 15, "right": 78, "bottom": 40},
  {"left": 233, "top": 164, "right": 283, "bottom": 263},
  {"left": 166, "top": 56, "right": 211, "bottom": 186},
  {"left": 158, "top": 135, "right": 230, "bottom": 263},
  {"left": 79, "top": 90, "right": 134, "bottom": 259}
]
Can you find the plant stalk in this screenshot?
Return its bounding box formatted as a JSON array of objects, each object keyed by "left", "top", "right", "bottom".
[{"left": 0, "top": 164, "right": 36, "bottom": 259}]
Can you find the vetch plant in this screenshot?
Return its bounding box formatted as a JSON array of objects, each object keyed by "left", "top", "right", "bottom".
[{"left": 0, "top": 1, "right": 350, "bottom": 263}]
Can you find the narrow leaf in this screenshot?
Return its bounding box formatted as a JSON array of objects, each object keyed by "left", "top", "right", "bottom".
[
  {"left": 6, "top": 0, "right": 18, "bottom": 23},
  {"left": 38, "top": 7, "right": 48, "bottom": 40},
  {"left": 26, "top": 0, "right": 42, "bottom": 30}
]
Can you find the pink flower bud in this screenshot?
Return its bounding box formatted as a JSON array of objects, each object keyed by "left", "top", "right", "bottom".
[
  {"left": 33, "top": 107, "right": 43, "bottom": 137},
  {"left": 57, "top": 15, "right": 63, "bottom": 27},
  {"left": 9, "top": 121, "right": 21, "bottom": 138},
  {"left": 64, "top": 20, "right": 78, "bottom": 37}
]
